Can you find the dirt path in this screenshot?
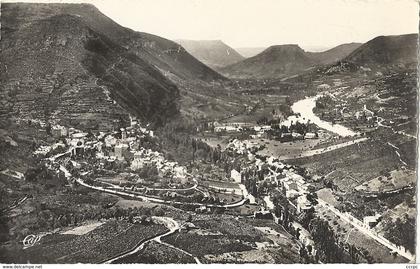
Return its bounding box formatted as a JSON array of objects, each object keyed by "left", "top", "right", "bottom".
[
  {"left": 266, "top": 137, "right": 368, "bottom": 161},
  {"left": 103, "top": 217, "right": 201, "bottom": 264}
]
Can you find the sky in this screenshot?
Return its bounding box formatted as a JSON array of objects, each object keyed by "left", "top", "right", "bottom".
[{"left": 3, "top": 0, "right": 419, "bottom": 50}]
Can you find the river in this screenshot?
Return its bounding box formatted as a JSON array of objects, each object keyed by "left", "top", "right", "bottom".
[{"left": 284, "top": 96, "right": 358, "bottom": 137}]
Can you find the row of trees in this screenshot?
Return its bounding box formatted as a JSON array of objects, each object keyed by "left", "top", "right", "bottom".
[
  {"left": 385, "top": 215, "right": 415, "bottom": 254},
  {"left": 271, "top": 187, "right": 376, "bottom": 263},
  {"left": 242, "top": 166, "right": 270, "bottom": 197},
  {"left": 309, "top": 217, "right": 377, "bottom": 263},
  {"left": 315, "top": 95, "right": 335, "bottom": 110}
]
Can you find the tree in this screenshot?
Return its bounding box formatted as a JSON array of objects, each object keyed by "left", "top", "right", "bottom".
[
  {"left": 307, "top": 245, "right": 313, "bottom": 255},
  {"left": 300, "top": 246, "right": 309, "bottom": 262},
  {"left": 153, "top": 207, "right": 165, "bottom": 216},
  {"left": 306, "top": 193, "right": 319, "bottom": 206},
  {"left": 128, "top": 213, "right": 134, "bottom": 223},
  {"left": 46, "top": 122, "right": 52, "bottom": 136}
]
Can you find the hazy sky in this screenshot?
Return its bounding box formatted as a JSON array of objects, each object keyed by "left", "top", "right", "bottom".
[{"left": 4, "top": 0, "right": 419, "bottom": 50}]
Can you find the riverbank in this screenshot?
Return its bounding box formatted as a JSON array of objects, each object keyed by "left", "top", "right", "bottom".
[{"left": 286, "top": 96, "right": 358, "bottom": 137}]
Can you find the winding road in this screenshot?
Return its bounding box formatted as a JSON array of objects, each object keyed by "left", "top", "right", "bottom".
[
  {"left": 102, "top": 216, "right": 202, "bottom": 264},
  {"left": 50, "top": 142, "right": 243, "bottom": 209},
  {"left": 365, "top": 105, "right": 416, "bottom": 140},
  {"left": 76, "top": 176, "right": 247, "bottom": 209},
  {"left": 1, "top": 196, "right": 28, "bottom": 214}
]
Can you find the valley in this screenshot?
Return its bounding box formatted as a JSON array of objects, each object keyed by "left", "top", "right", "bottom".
[{"left": 0, "top": 2, "right": 417, "bottom": 265}]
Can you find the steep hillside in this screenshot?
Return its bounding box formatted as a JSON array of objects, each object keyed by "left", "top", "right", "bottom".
[
  {"left": 345, "top": 34, "right": 417, "bottom": 66},
  {"left": 307, "top": 43, "right": 362, "bottom": 65},
  {"left": 175, "top": 40, "right": 245, "bottom": 69},
  {"left": 220, "top": 44, "right": 316, "bottom": 79},
  {"left": 1, "top": 3, "right": 225, "bottom": 83},
  {"left": 0, "top": 8, "right": 179, "bottom": 130}
]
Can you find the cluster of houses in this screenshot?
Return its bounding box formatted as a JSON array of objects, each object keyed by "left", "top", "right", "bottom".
[
  {"left": 51, "top": 125, "right": 68, "bottom": 137},
  {"left": 224, "top": 149, "right": 317, "bottom": 254},
  {"left": 130, "top": 148, "right": 188, "bottom": 184},
  {"left": 226, "top": 139, "right": 263, "bottom": 155},
  {"left": 271, "top": 131, "right": 318, "bottom": 142},
  {"left": 210, "top": 120, "right": 319, "bottom": 142},
  {"left": 318, "top": 98, "right": 378, "bottom": 129},
  {"left": 264, "top": 157, "right": 313, "bottom": 213},
  {"left": 202, "top": 170, "right": 257, "bottom": 205},
  {"left": 212, "top": 122, "right": 254, "bottom": 133},
  {"left": 40, "top": 118, "right": 188, "bottom": 185},
  {"left": 225, "top": 139, "right": 314, "bottom": 216},
  {"left": 95, "top": 124, "right": 187, "bottom": 183}
]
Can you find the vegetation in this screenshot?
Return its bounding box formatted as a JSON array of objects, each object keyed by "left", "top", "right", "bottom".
[
  {"left": 384, "top": 216, "right": 415, "bottom": 253},
  {"left": 19, "top": 220, "right": 167, "bottom": 263}
]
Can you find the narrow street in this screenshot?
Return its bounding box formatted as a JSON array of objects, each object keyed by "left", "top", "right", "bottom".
[{"left": 316, "top": 199, "right": 415, "bottom": 262}]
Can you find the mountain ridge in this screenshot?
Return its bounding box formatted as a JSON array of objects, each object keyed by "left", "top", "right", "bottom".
[
  {"left": 2, "top": 3, "right": 226, "bottom": 84},
  {"left": 220, "top": 36, "right": 414, "bottom": 79},
  {"left": 344, "top": 34, "right": 418, "bottom": 66},
  {"left": 175, "top": 39, "right": 245, "bottom": 69},
  {"left": 307, "top": 42, "right": 362, "bottom": 65},
  {"left": 220, "top": 44, "right": 316, "bottom": 79}
]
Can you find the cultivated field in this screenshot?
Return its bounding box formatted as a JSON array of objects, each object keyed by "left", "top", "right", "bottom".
[{"left": 21, "top": 220, "right": 167, "bottom": 263}]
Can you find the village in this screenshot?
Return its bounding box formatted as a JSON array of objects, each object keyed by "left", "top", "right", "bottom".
[
  {"left": 24, "top": 102, "right": 412, "bottom": 264},
  {"left": 18, "top": 81, "right": 411, "bottom": 263},
  {"left": 1, "top": 93, "right": 414, "bottom": 264}
]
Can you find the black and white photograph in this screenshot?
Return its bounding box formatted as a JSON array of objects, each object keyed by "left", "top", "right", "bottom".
[{"left": 0, "top": 0, "right": 418, "bottom": 265}]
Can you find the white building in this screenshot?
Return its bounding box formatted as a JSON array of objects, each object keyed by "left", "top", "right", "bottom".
[
  {"left": 263, "top": 196, "right": 275, "bottom": 211},
  {"left": 260, "top": 125, "right": 272, "bottom": 131},
  {"left": 71, "top": 132, "right": 88, "bottom": 139},
  {"left": 115, "top": 143, "right": 129, "bottom": 160},
  {"left": 173, "top": 166, "right": 187, "bottom": 184},
  {"left": 363, "top": 214, "right": 381, "bottom": 229},
  {"left": 292, "top": 132, "right": 304, "bottom": 140},
  {"left": 215, "top": 126, "right": 240, "bottom": 133},
  {"left": 105, "top": 135, "right": 118, "bottom": 147},
  {"left": 51, "top": 125, "right": 68, "bottom": 138},
  {"left": 239, "top": 184, "right": 256, "bottom": 204},
  {"left": 305, "top": 132, "right": 317, "bottom": 139},
  {"left": 231, "top": 169, "right": 241, "bottom": 183},
  {"left": 297, "top": 195, "right": 313, "bottom": 213},
  {"left": 131, "top": 158, "right": 145, "bottom": 170},
  {"left": 95, "top": 142, "right": 104, "bottom": 153},
  {"left": 70, "top": 139, "right": 84, "bottom": 157},
  {"left": 120, "top": 128, "right": 127, "bottom": 140}
]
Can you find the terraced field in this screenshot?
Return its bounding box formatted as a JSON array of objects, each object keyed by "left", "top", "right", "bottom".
[{"left": 21, "top": 220, "right": 167, "bottom": 263}]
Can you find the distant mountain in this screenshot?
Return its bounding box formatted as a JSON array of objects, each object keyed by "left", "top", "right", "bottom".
[
  {"left": 220, "top": 44, "right": 316, "bottom": 79},
  {"left": 344, "top": 34, "right": 417, "bottom": 66},
  {"left": 307, "top": 43, "right": 362, "bottom": 65},
  {"left": 175, "top": 40, "right": 245, "bottom": 69},
  {"left": 235, "top": 47, "right": 266, "bottom": 58},
  {"left": 302, "top": 45, "right": 331, "bottom": 52},
  {"left": 221, "top": 42, "right": 365, "bottom": 79},
  {"left": 0, "top": 3, "right": 227, "bottom": 130}
]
